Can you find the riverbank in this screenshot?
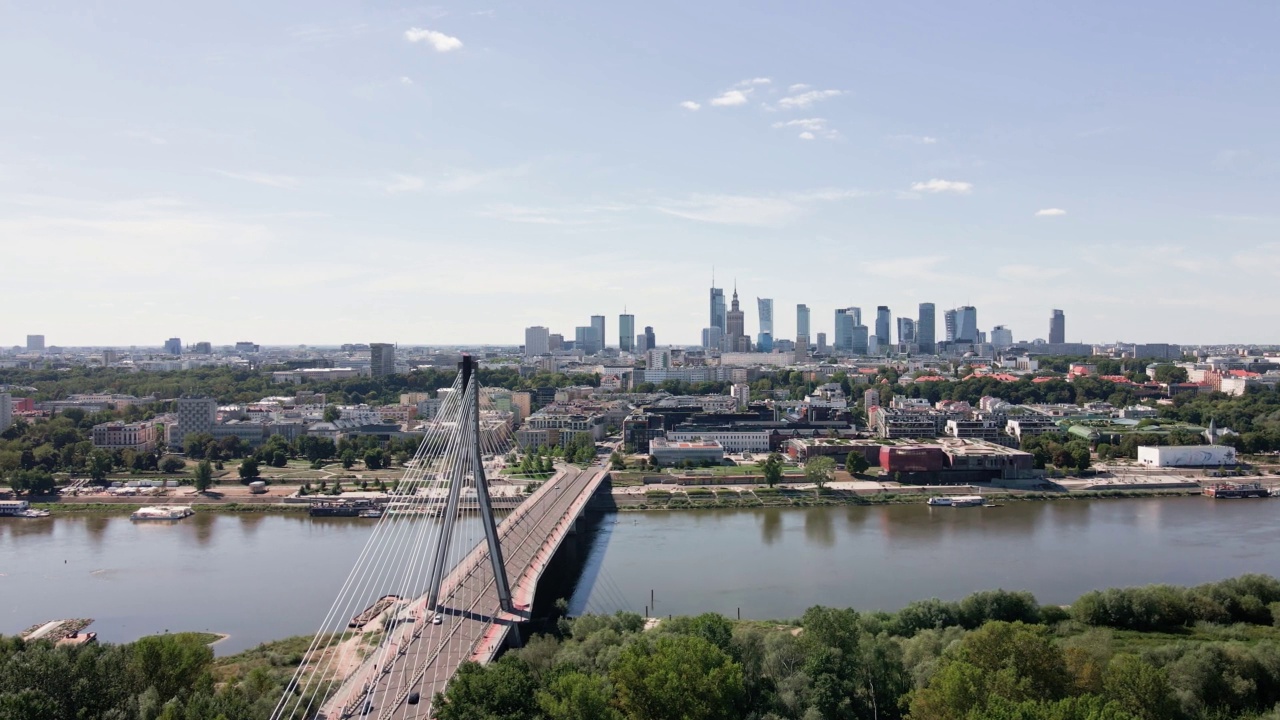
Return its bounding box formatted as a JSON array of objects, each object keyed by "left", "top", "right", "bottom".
[
  {"left": 29, "top": 501, "right": 311, "bottom": 516},
  {"left": 611, "top": 486, "right": 1206, "bottom": 511}
]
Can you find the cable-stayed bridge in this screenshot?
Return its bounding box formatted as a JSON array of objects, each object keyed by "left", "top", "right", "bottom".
[{"left": 271, "top": 356, "right": 608, "bottom": 720}]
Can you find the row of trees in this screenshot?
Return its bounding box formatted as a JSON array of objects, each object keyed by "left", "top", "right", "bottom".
[{"left": 435, "top": 575, "right": 1280, "bottom": 720}]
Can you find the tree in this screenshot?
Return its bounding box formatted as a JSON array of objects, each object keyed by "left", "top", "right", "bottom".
[
  {"left": 87, "top": 450, "right": 113, "bottom": 481},
  {"left": 341, "top": 449, "right": 356, "bottom": 469},
  {"left": 758, "top": 453, "right": 784, "bottom": 487},
  {"left": 610, "top": 452, "right": 626, "bottom": 471},
  {"left": 1103, "top": 654, "right": 1177, "bottom": 720},
  {"left": 434, "top": 656, "right": 539, "bottom": 720},
  {"left": 323, "top": 405, "right": 341, "bottom": 423},
  {"left": 159, "top": 456, "right": 186, "bottom": 474},
  {"left": 193, "top": 460, "right": 214, "bottom": 492},
  {"left": 805, "top": 456, "right": 836, "bottom": 489},
  {"left": 238, "top": 458, "right": 260, "bottom": 481},
  {"left": 8, "top": 470, "right": 56, "bottom": 496},
  {"left": 1152, "top": 365, "right": 1188, "bottom": 384},
  {"left": 611, "top": 634, "right": 745, "bottom": 720},
  {"left": 537, "top": 671, "right": 620, "bottom": 720},
  {"left": 845, "top": 451, "right": 870, "bottom": 475}
]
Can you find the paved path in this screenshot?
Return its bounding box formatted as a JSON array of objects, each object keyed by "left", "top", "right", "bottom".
[{"left": 318, "top": 463, "right": 607, "bottom": 720}]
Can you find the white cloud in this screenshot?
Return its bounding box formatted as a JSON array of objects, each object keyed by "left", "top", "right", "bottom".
[
  {"left": 735, "top": 77, "right": 772, "bottom": 87},
  {"left": 213, "top": 170, "right": 299, "bottom": 189},
  {"left": 385, "top": 174, "right": 426, "bottom": 193},
  {"left": 709, "top": 90, "right": 749, "bottom": 107},
  {"left": 798, "top": 132, "right": 815, "bottom": 140},
  {"left": 771, "top": 118, "right": 840, "bottom": 140},
  {"left": 910, "top": 179, "right": 973, "bottom": 194},
  {"left": 405, "top": 27, "right": 463, "bottom": 52},
  {"left": 1035, "top": 208, "right": 1067, "bottom": 217},
  {"left": 679, "top": 100, "right": 701, "bottom": 111},
  {"left": 654, "top": 188, "right": 867, "bottom": 226},
  {"left": 889, "top": 134, "right": 938, "bottom": 144},
  {"left": 399, "top": 76, "right": 414, "bottom": 85},
  {"left": 776, "top": 89, "right": 843, "bottom": 110},
  {"left": 787, "top": 83, "right": 809, "bottom": 93}
]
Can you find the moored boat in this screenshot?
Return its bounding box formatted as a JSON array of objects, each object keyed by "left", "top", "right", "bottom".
[
  {"left": 948, "top": 495, "right": 985, "bottom": 507},
  {"left": 130, "top": 506, "right": 195, "bottom": 521},
  {"left": 926, "top": 496, "right": 952, "bottom": 506},
  {"left": 1204, "top": 483, "right": 1270, "bottom": 499}
]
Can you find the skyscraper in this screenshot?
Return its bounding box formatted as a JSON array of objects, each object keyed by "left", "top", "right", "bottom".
[
  {"left": 956, "top": 306, "right": 978, "bottom": 343},
  {"left": 25, "top": 335, "right": 44, "bottom": 352},
  {"left": 726, "top": 287, "right": 749, "bottom": 352},
  {"left": 524, "top": 326, "right": 550, "bottom": 356},
  {"left": 875, "top": 306, "right": 891, "bottom": 347},
  {"left": 816, "top": 332, "right": 828, "bottom": 353},
  {"left": 643, "top": 326, "right": 656, "bottom": 351},
  {"left": 796, "top": 304, "right": 810, "bottom": 344},
  {"left": 710, "top": 286, "right": 726, "bottom": 334},
  {"left": 701, "top": 327, "right": 723, "bottom": 350},
  {"left": 757, "top": 298, "right": 774, "bottom": 335},
  {"left": 574, "top": 326, "right": 601, "bottom": 355},
  {"left": 897, "top": 318, "right": 917, "bottom": 345},
  {"left": 834, "top": 308, "right": 857, "bottom": 351},
  {"left": 590, "top": 315, "right": 606, "bottom": 350},
  {"left": 1049, "top": 309, "right": 1065, "bottom": 344},
  {"left": 918, "top": 303, "right": 936, "bottom": 353},
  {"left": 164, "top": 338, "right": 182, "bottom": 355},
  {"left": 370, "top": 342, "right": 396, "bottom": 376},
  {"left": 852, "top": 325, "right": 869, "bottom": 354},
  {"left": 991, "top": 325, "right": 1013, "bottom": 347},
  {"left": 619, "top": 314, "right": 635, "bottom": 352},
  {"left": 944, "top": 309, "right": 958, "bottom": 342}
]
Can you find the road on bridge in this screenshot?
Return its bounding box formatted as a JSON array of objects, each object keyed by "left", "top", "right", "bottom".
[{"left": 320, "top": 461, "right": 606, "bottom": 720}]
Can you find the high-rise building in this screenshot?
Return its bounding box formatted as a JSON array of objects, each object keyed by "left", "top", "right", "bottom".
[
  {"left": 171, "top": 397, "right": 217, "bottom": 451},
  {"left": 944, "top": 309, "right": 958, "bottom": 342},
  {"left": 731, "top": 383, "right": 750, "bottom": 410},
  {"left": 816, "top": 333, "right": 828, "bottom": 353},
  {"left": 164, "top": 337, "right": 182, "bottom": 355},
  {"left": 868, "top": 335, "right": 880, "bottom": 355},
  {"left": 646, "top": 348, "right": 672, "bottom": 370},
  {"left": 1049, "top": 309, "right": 1065, "bottom": 344},
  {"left": 548, "top": 334, "right": 564, "bottom": 352},
  {"left": 897, "top": 318, "right": 917, "bottom": 345},
  {"left": 590, "top": 315, "right": 606, "bottom": 350},
  {"left": 370, "top": 343, "right": 396, "bottom": 376},
  {"left": 0, "top": 392, "right": 12, "bottom": 434},
  {"left": 796, "top": 304, "right": 811, "bottom": 344},
  {"left": 701, "top": 327, "right": 723, "bottom": 350},
  {"left": 876, "top": 306, "right": 891, "bottom": 347},
  {"left": 918, "top": 303, "right": 936, "bottom": 353},
  {"left": 710, "top": 286, "right": 726, "bottom": 333},
  {"left": 25, "top": 335, "right": 44, "bottom": 352},
  {"left": 991, "top": 326, "right": 1013, "bottom": 347},
  {"left": 834, "top": 308, "right": 857, "bottom": 351},
  {"left": 193, "top": 341, "right": 212, "bottom": 354},
  {"left": 574, "top": 326, "right": 601, "bottom": 355},
  {"left": 726, "top": 287, "right": 749, "bottom": 352},
  {"left": 643, "top": 326, "right": 656, "bottom": 352},
  {"left": 524, "top": 326, "right": 550, "bottom": 357},
  {"left": 851, "top": 325, "right": 869, "bottom": 354},
  {"left": 956, "top": 306, "right": 978, "bottom": 343},
  {"left": 619, "top": 314, "right": 635, "bottom": 352},
  {"left": 757, "top": 298, "right": 774, "bottom": 335}
]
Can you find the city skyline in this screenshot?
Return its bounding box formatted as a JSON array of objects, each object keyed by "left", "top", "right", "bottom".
[{"left": 3, "top": 3, "right": 1279, "bottom": 345}]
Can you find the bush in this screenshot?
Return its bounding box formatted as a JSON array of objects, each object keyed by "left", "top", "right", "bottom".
[{"left": 159, "top": 457, "right": 186, "bottom": 474}]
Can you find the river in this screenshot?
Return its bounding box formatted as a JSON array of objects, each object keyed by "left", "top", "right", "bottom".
[{"left": 2, "top": 497, "right": 1276, "bottom": 654}]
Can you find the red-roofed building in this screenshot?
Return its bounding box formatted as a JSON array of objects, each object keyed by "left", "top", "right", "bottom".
[{"left": 1031, "top": 376, "right": 1059, "bottom": 384}]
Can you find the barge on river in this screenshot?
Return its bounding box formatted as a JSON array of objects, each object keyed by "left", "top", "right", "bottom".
[{"left": 1203, "top": 483, "right": 1271, "bottom": 499}]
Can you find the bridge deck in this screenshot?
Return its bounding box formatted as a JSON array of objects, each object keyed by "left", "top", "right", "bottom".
[{"left": 319, "top": 464, "right": 605, "bottom": 720}]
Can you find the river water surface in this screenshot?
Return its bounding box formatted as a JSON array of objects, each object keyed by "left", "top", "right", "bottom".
[{"left": 1, "top": 497, "right": 1276, "bottom": 654}]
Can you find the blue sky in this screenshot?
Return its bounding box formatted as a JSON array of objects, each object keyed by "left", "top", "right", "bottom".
[{"left": 2, "top": 1, "right": 1277, "bottom": 347}]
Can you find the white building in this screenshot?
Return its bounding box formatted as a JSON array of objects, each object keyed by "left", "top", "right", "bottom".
[
  {"left": 524, "top": 326, "right": 550, "bottom": 357},
  {"left": 650, "top": 438, "right": 725, "bottom": 466},
  {"left": 1137, "top": 445, "right": 1236, "bottom": 468},
  {"left": 731, "top": 383, "right": 750, "bottom": 410},
  {"left": 665, "top": 429, "right": 770, "bottom": 453}
]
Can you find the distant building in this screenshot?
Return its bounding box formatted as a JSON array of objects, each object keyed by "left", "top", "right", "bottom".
[
  {"left": 235, "top": 341, "right": 260, "bottom": 353},
  {"left": 991, "top": 325, "right": 1013, "bottom": 348},
  {"left": 524, "top": 326, "right": 550, "bottom": 357},
  {"left": 646, "top": 348, "right": 672, "bottom": 370},
  {"left": 649, "top": 438, "right": 725, "bottom": 467},
  {"left": 955, "top": 306, "right": 978, "bottom": 343},
  {"left": 574, "top": 326, "right": 601, "bottom": 355},
  {"left": 758, "top": 298, "right": 774, "bottom": 338},
  {"left": 816, "top": 332, "right": 828, "bottom": 354},
  {"left": 1133, "top": 343, "right": 1181, "bottom": 360},
  {"left": 796, "top": 304, "right": 811, "bottom": 345},
  {"left": 876, "top": 306, "right": 891, "bottom": 346},
  {"left": 1049, "top": 309, "right": 1066, "bottom": 344},
  {"left": 0, "top": 392, "right": 11, "bottom": 434},
  {"left": 26, "top": 335, "right": 45, "bottom": 351},
  {"left": 193, "top": 341, "right": 213, "bottom": 354},
  {"left": 92, "top": 420, "right": 159, "bottom": 452},
  {"left": 370, "top": 343, "right": 396, "bottom": 377},
  {"left": 725, "top": 287, "right": 749, "bottom": 352},
  {"left": 591, "top": 315, "right": 606, "bottom": 350},
  {"left": 701, "top": 327, "right": 723, "bottom": 350},
  {"left": 851, "top": 325, "right": 869, "bottom": 355},
  {"left": 548, "top": 334, "right": 564, "bottom": 352},
  {"left": 944, "top": 309, "right": 957, "bottom": 342},
  {"left": 834, "top": 308, "right": 857, "bottom": 351},
  {"left": 897, "top": 317, "right": 917, "bottom": 346},
  {"left": 163, "top": 337, "right": 182, "bottom": 355},
  {"left": 918, "top": 303, "right": 936, "bottom": 353},
  {"left": 731, "top": 382, "right": 750, "bottom": 410},
  {"left": 619, "top": 314, "right": 635, "bottom": 352},
  {"left": 709, "top": 285, "right": 726, "bottom": 335}
]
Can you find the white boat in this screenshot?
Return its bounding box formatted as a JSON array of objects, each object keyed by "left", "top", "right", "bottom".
[
  {"left": 926, "top": 496, "right": 952, "bottom": 506},
  {"left": 357, "top": 508, "right": 384, "bottom": 519},
  {"left": 130, "top": 506, "right": 195, "bottom": 521},
  {"left": 18, "top": 509, "right": 51, "bottom": 518},
  {"left": 948, "top": 495, "right": 985, "bottom": 507}
]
